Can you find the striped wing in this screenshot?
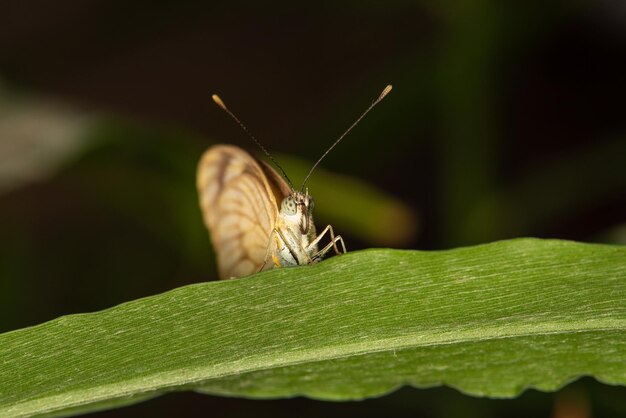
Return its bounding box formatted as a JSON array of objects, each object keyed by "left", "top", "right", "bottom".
[{"left": 197, "top": 144, "right": 289, "bottom": 279}]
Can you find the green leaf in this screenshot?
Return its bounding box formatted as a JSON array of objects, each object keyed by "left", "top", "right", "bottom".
[{"left": 1, "top": 239, "right": 625, "bottom": 417}]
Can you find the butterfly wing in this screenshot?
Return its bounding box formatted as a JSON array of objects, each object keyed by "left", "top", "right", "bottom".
[{"left": 197, "top": 145, "right": 290, "bottom": 279}]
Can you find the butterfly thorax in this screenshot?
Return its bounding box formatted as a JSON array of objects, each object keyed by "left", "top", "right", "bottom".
[{"left": 273, "top": 191, "right": 318, "bottom": 266}]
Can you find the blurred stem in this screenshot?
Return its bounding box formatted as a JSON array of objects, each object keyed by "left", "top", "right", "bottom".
[
  {"left": 276, "top": 154, "right": 419, "bottom": 247},
  {"left": 436, "top": 0, "right": 500, "bottom": 247}
]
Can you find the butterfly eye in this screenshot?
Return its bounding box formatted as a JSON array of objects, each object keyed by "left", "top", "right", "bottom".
[
  {"left": 281, "top": 196, "right": 297, "bottom": 215},
  {"left": 308, "top": 197, "right": 315, "bottom": 212}
]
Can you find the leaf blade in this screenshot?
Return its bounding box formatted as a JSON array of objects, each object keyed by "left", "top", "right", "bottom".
[{"left": 0, "top": 239, "right": 625, "bottom": 417}]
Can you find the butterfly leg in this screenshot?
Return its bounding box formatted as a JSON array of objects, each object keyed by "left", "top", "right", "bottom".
[
  {"left": 309, "top": 224, "right": 346, "bottom": 261},
  {"left": 259, "top": 229, "right": 282, "bottom": 273},
  {"left": 273, "top": 227, "right": 310, "bottom": 265},
  {"left": 271, "top": 230, "right": 284, "bottom": 267},
  {"left": 312, "top": 235, "right": 346, "bottom": 261}
]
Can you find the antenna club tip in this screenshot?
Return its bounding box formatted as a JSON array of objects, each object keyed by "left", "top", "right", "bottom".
[
  {"left": 380, "top": 85, "right": 393, "bottom": 100},
  {"left": 212, "top": 94, "right": 227, "bottom": 110}
]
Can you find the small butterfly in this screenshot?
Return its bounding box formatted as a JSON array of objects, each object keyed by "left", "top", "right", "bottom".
[{"left": 197, "top": 85, "right": 392, "bottom": 279}]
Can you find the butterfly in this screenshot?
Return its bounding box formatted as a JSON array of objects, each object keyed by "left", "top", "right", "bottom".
[{"left": 197, "top": 85, "right": 392, "bottom": 279}]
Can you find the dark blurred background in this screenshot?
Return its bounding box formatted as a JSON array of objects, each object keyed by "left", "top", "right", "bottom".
[{"left": 1, "top": 1, "right": 625, "bottom": 417}]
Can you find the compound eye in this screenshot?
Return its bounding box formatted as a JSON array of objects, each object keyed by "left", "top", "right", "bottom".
[
  {"left": 308, "top": 197, "right": 315, "bottom": 212},
  {"left": 281, "top": 196, "right": 297, "bottom": 215}
]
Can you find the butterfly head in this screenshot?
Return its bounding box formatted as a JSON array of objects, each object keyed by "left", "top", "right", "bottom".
[{"left": 280, "top": 191, "right": 315, "bottom": 234}]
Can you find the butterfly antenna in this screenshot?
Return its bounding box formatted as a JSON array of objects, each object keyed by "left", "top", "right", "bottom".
[
  {"left": 212, "top": 94, "right": 295, "bottom": 190},
  {"left": 300, "top": 84, "right": 392, "bottom": 191}
]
